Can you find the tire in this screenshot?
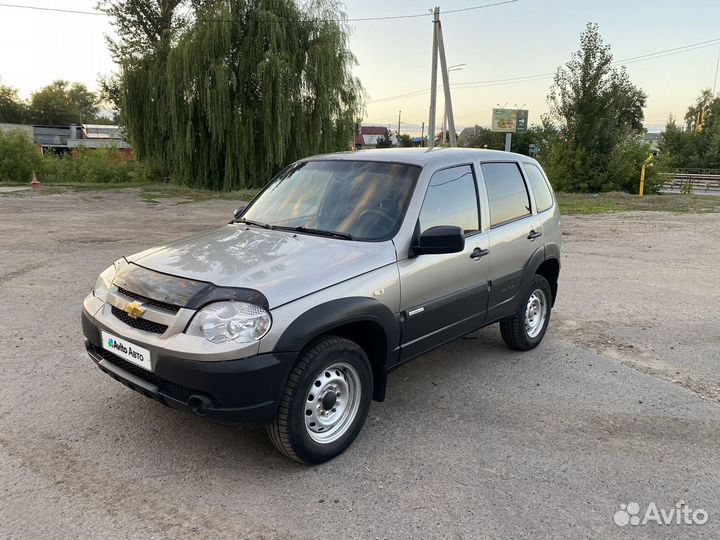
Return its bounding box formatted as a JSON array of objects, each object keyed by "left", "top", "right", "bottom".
[
  {"left": 500, "top": 274, "right": 552, "bottom": 351},
  {"left": 266, "top": 336, "right": 373, "bottom": 464}
]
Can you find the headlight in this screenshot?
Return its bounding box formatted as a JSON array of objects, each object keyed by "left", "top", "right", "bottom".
[
  {"left": 93, "top": 258, "right": 128, "bottom": 301},
  {"left": 186, "top": 301, "right": 272, "bottom": 344}
]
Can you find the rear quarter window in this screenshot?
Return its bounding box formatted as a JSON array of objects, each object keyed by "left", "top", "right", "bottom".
[{"left": 523, "top": 163, "right": 554, "bottom": 213}]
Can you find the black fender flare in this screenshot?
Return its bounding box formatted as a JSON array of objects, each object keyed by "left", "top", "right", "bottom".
[
  {"left": 520, "top": 243, "right": 561, "bottom": 308},
  {"left": 273, "top": 297, "right": 400, "bottom": 401},
  {"left": 514, "top": 244, "right": 547, "bottom": 310},
  {"left": 545, "top": 242, "right": 560, "bottom": 265}
]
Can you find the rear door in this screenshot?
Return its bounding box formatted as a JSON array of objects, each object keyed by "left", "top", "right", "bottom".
[
  {"left": 398, "top": 164, "right": 490, "bottom": 361},
  {"left": 480, "top": 161, "right": 543, "bottom": 321}
]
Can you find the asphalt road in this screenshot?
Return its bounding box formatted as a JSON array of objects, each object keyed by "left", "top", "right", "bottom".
[{"left": 1, "top": 188, "right": 718, "bottom": 539}]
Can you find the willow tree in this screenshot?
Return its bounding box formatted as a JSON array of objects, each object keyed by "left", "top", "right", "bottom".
[{"left": 107, "top": 0, "right": 363, "bottom": 190}]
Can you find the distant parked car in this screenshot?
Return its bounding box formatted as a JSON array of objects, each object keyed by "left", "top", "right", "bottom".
[{"left": 82, "top": 148, "right": 561, "bottom": 464}]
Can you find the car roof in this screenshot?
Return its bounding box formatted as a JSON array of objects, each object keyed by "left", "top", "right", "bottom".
[{"left": 302, "top": 147, "right": 537, "bottom": 168}]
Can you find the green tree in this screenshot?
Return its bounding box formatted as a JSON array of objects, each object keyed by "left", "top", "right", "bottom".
[
  {"left": 545, "top": 23, "right": 647, "bottom": 192},
  {"left": 684, "top": 89, "right": 719, "bottom": 132},
  {"left": 105, "top": 0, "right": 363, "bottom": 190},
  {"left": 0, "top": 85, "right": 27, "bottom": 123},
  {"left": 375, "top": 133, "right": 394, "bottom": 148},
  {"left": 659, "top": 90, "right": 720, "bottom": 170},
  {"left": 29, "top": 80, "right": 100, "bottom": 125},
  {"left": 0, "top": 129, "right": 44, "bottom": 182},
  {"left": 397, "top": 133, "right": 413, "bottom": 147},
  {"left": 463, "top": 126, "right": 504, "bottom": 150}
]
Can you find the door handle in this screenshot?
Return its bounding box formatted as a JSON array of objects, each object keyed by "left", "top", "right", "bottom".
[
  {"left": 470, "top": 247, "right": 489, "bottom": 260},
  {"left": 527, "top": 230, "right": 542, "bottom": 241}
]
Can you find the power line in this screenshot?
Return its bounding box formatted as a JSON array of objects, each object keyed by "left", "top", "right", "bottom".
[
  {"left": 443, "top": 0, "right": 518, "bottom": 14},
  {"left": 0, "top": 1, "right": 518, "bottom": 22},
  {"left": 0, "top": 2, "right": 105, "bottom": 16},
  {"left": 367, "top": 37, "right": 720, "bottom": 103}
]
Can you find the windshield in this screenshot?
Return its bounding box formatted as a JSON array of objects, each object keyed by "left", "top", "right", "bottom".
[{"left": 242, "top": 160, "right": 420, "bottom": 241}]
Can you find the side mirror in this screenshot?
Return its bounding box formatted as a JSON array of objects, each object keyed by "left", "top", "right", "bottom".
[
  {"left": 412, "top": 225, "right": 465, "bottom": 255},
  {"left": 232, "top": 206, "right": 246, "bottom": 221}
]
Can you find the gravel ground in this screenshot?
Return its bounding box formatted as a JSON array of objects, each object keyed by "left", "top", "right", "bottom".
[{"left": 1, "top": 188, "right": 718, "bottom": 539}]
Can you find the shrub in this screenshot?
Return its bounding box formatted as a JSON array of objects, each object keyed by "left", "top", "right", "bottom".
[
  {"left": 43, "top": 146, "right": 136, "bottom": 183},
  {"left": 606, "top": 138, "right": 659, "bottom": 194},
  {"left": 0, "top": 129, "right": 44, "bottom": 182}
]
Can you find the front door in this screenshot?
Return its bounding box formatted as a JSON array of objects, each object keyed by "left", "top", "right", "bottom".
[{"left": 398, "top": 164, "right": 490, "bottom": 361}]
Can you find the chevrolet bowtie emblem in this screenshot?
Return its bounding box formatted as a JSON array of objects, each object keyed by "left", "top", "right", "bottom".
[{"left": 123, "top": 300, "right": 146, "bottom": 319}]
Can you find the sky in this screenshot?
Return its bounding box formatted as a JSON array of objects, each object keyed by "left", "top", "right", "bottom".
[{"left": 0, "top": 0, "right": 719, "bottom": 134}]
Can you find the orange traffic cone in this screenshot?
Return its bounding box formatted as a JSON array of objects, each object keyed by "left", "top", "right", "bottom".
[{"left": 30, "top": 171, "right": 40, "bottom": 189}]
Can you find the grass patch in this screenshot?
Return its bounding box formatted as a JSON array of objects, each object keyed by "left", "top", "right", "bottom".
[
  {"left": 0, "top": 181, "right": 260, "bottom": 202},
  {"left": 556, "top": 192, "right": 720, "bottom": 214},
  {"left": 138, "top": 183, "right": 259, "bottom": 203}
]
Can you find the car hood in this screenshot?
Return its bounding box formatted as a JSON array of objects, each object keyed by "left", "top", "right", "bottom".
[{"left": 127, "top": 225, "right": 397, "bottom": 309}]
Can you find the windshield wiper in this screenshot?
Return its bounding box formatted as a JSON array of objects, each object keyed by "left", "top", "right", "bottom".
[
  {"left": 274, "top": 225, "right": 353, "bottom": 241},
  {"left": 234, "top": 217, "right": 273, "bottom": 229}
]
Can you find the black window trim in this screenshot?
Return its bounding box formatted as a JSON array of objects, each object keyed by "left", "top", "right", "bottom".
[
  {"left": 522, "top": 162, "right": 555, "bottom": 214},
  {"left": 480, "top": 160, "right": 534, "bottom": 230},
  {"left": 417, "top": 162, "right": 482, "bottom": 237}
]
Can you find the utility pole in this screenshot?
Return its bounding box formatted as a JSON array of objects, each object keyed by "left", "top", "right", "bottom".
[
  {"left": 441, "top": 64, "right": 465, "bottom": 146},
  {"left": 713, "top": 45, "right": 720, "bottom": 97},
  {"left": 436, "top": 13, "right": 457, "bottom": 147},
  {"left": 428, "top": 7, "right": 439, "bottom": 149},
  {"left": 427, "top": 7, "right": 457, "bottom": 148},
  {"left": 421, "top": 121, "right": 425, "bottom": 147},
  {"left": 397, "top": 110, "right": 402, "bottom": 147}
]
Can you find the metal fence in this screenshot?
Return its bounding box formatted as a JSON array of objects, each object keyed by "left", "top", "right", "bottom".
[{"left": 659, "top": 170, "right": 720, "bottom": 194}]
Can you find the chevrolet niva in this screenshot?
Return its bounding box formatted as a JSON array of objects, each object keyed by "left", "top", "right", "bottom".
[{"left": 82, "top": 148, "right": 561, "bottom": 464}]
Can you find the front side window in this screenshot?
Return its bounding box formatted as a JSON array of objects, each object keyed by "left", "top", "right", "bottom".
[
  {"left": 242, "top": 160, "right": 420, "bottom": 241},
  {"left": 419, "top": 165, "right": 479, "bottom": 234},
  {"left": 481, "top": 162, "right": 531, "bottom": 227},
  {"left": 523, "top": 163, "right": 554, "bottom": 213}
]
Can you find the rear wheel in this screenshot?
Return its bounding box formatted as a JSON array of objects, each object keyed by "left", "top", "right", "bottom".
[
  {"left": 500, "top": 275, "right": 552, "bottom": 351},
  {"left": 267, "top": 336, "right": 372, "bottom": 464}
]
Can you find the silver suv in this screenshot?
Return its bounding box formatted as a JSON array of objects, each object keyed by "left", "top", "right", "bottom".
[{"left": 82, "top": 148, "right": 561, "bottom": 464}]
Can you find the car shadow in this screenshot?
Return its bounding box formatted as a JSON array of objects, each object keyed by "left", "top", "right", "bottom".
[{"left": 83, "top": 323, "right": 530, "bottom": 472}]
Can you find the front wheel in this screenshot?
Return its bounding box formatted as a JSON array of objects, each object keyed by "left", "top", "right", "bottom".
[
  {"left": 266, "top": 336, "right": 372, "bottom": 464},
  {"left": 500, "top": 275, "right": 552, "bottom": 351}
]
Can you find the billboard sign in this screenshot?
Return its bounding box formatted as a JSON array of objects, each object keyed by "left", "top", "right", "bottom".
[
  {"left": 515, "top": 109, "right": 529, "bottom": 133},
  {"left": 491, "top": 108, "right": 529, "bottom": 133}
]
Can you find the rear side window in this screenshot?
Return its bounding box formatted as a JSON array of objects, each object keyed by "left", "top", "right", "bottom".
[
  {"left": 419, "top": 165, "right": 479, "bottom": 234},
  {"left": 481, "top": 162, "right": 531, "bottom": 227},
  {"left": 523, "top": 163, "right": 554, "bottom": 212}
]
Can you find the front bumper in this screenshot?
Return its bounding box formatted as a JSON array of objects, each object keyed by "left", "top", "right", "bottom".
[{"left": 82, "top": 310, "right": 296, "bottom": 427}]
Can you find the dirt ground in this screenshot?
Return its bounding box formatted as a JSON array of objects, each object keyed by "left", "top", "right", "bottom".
[
  {"left": 557, "top": 211, "right": 720, "bottom": 401},
  {"left": 1, "top": 188, "right": 719, "bottom": 539}
]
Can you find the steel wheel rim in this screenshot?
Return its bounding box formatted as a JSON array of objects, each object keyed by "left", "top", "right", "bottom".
[
  {"left": 304, "top": 362, "right": 361, "bottom": 444},
  {"left": 524, "top": 288, "right": 547, "bottom": 338}
]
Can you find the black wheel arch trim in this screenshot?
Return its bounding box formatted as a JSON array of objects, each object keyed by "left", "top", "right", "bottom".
[
  {"left": 521, "top": 243, "right": 560, "bottom": 307},
  {"left": 545, "top": 242, "right": 561, "bottom": 265},
  {"left": 272, "top": 297, "right": 400, "bottom": 402}
]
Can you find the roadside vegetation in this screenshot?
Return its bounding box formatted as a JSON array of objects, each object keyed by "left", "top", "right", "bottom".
[
  {"left": 556, "top": 192, "right": 720, "bottom": 214},
  {"left": 0, "top": 129, "right": 142, "bottom": 184}
]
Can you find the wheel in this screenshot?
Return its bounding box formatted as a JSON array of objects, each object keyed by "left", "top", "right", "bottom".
[
  {"left": 266, "top": 336, "right": 373, "bottom": 464},
  {"left": 499, "top": 275, "right": 552, "bottom": 351}
]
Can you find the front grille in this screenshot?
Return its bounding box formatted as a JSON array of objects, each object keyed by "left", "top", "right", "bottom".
[
  {"left": 111, "top": 306, "right": 168, "bottom": 334},
  {"left": 90, "top": 344, "right": 197, "bottom": 403},
  {"left": 117, "top": 287, "right": 181, "bottom": 313}
]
